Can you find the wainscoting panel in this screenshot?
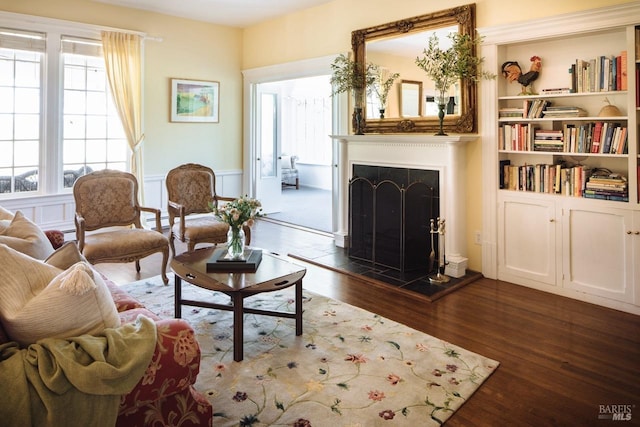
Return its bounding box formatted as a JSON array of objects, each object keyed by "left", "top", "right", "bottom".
[{"left": 0, "top": 169, "right": 244, "bottom": 231}]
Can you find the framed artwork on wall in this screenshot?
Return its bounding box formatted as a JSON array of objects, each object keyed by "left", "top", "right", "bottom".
[{"left": 170, "top": 78, "right": 219, "bottom": 123}]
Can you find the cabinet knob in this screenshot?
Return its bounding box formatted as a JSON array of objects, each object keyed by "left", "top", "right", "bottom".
[
  {"left": 635, "top": 231, "right": 640, "bottom": 235},
  {"left": 627, "top": 231, "right": 632, "bottom": 235},
  {"left": 549, "top": 219, "right": 555, "bottom": 223}
]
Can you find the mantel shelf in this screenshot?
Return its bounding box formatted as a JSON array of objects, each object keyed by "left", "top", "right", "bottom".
[{"left": 331, "top": 134, "right": 478, "bottom": 146}]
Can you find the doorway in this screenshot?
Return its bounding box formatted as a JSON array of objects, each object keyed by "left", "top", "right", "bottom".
[{"left": 253, "top": 75, "right": 333, "bottom": 234}]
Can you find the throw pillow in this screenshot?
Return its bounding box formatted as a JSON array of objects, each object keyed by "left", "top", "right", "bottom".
[
  {"left": 0, "top": 252, "right": 120, "bottom": 346},
  {"left": 281, "top": 155, "right": 292, "bottom": 170},
  {"left": 45, "top": 241, "right": 87, "bottom": 270},
  {"left": 0, "top": 206, "right": 14, "bottom": 233},
  {"left": 0, "top": 244, "right": 61, "bottom": 319},
  {"left": 0, "top": 211, "right": 54, "bottom": 259},
  {"left": 0, "top": 205, "right": 13, "bottom": 220}
]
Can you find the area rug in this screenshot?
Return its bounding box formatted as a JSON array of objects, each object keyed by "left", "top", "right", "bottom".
[{"left": 120, "top": 274, "right": 498, "bottom": 426}]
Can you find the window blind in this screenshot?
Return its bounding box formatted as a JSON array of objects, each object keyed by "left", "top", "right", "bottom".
[
  {"left": 60, "top": 35, "right": 102, "bottom": 57},
  {"left": 0, "top": 27, "right": 45, "bottom": 52}
]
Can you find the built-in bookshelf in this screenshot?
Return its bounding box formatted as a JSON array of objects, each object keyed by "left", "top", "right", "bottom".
[
  {"left": 480, "top": 3, "right": 640, "bottom": 315},
  {"left": 496, "top": 24, "right": 632, "bottom": 204}
]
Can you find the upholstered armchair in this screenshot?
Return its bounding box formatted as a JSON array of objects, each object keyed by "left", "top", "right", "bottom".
[
  {"left": 73, "top": 169, "right": 170, "bottom": 284},
  {"left": 166, "top": 163, "right": 251, "bottom": 255},
  {"left": 281, "top": 154, "right": 299, "bottom": 189}
]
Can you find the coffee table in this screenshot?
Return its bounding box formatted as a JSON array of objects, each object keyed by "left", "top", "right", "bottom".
[{"left": 170, "top": 246, "right": 306, "bottom": 361}]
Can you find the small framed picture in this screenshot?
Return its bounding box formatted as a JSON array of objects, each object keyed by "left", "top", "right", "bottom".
[{"left": 170, "top": 78, "right": 219, "bottom": 123}]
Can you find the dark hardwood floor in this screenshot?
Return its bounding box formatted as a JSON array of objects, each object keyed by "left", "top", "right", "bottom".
[{"left": 94, "top": 219, "right": 640, "bottom": 427}]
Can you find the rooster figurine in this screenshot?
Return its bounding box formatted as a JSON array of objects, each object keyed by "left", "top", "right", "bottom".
[{"left": 501, "top": 56, "right": 542, "bottom": 95}]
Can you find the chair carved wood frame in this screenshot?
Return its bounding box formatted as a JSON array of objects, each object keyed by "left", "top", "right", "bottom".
[
  {"left": 73, "top": 169, "right": 170, "bottom": 284},
  {"left": 166, "top": 163, "right": 251, "bottom": 256}
]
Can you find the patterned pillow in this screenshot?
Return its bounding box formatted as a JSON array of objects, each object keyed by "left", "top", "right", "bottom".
[
  {"left": 0, "top": 211, "right": 54, "bottom": 259},
  {"left": 0, "top": 245, "right": 120, "bottom": 347}
]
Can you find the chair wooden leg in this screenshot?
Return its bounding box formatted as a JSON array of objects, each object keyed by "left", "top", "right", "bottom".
[
  {"left": 160, "top": 247, "right": 169, "bottom": 285},
  {"left": 295, "top": 178, "right": 299, "bottom": 189},
  {"left": 135, "top": 260, "right": 141, "bottom": 272},
  {"left": 169, "top": 233, "right": 176, "bottom": 257}
]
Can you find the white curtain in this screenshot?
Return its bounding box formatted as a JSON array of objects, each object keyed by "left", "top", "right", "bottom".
[{"left": 101, "top": 31, "right": 145, "bottom": 203}]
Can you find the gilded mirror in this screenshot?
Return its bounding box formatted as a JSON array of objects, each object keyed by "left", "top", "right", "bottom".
[{"left": 352, "top": 4, "right": 477, "bottom": 134}]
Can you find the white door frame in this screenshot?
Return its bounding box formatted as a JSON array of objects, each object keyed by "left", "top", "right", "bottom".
[{"left": 242, "top": 55, "right": 349, "bottom": 243}]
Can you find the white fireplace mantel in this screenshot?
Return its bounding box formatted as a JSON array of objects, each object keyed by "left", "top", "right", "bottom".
[{"left": 331, "top": 134, "right": 477, "bottom": 265}]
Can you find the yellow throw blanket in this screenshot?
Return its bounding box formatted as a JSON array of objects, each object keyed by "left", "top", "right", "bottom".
[{"left": 0, "top": 315, "right": 157, "bottom": 427}]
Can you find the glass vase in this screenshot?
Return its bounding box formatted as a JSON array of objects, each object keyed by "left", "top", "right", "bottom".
[
  {"left": 226, "top": 226, "right": 245, "bottom": 260},
  {"left": 435, "top": 91, "right": 448, "bottom": 136}
]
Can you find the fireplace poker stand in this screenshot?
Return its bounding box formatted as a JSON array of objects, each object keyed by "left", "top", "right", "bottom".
[{"left": 429, "top": 217, "right": 450, "bottom": 284}]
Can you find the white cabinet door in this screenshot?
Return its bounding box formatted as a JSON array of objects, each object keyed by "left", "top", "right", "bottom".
[
  {"left": 562, "top": 206, "right": 634, "bottom": 304},
  {"left": 498, "top": 196, "right": 558, "bottom": 286}
]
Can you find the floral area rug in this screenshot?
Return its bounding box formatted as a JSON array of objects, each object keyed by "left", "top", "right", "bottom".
[{"left": 120, "top": 273, "right": 499, "bottom": 426}]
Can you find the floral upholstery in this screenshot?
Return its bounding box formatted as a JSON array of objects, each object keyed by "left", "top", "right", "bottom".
[
  {"left": 73, "top": 169, "right": 170, "bottom": 284},
  {"left": 0, "top": 274, "right": 213, "bottom": 427},
  {"left": 0, "top": 225, "right": 212, "bottom": 425},
  {"left": 166, "top": 163, "right": 251, "bottom": 254},
  {"left": 44, "top": 229, "right": 65, "bottom": 249}
]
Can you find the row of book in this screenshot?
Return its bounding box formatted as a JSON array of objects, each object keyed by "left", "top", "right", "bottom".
[
  {"left": 499, "top": 161, "right": 628, "bottom": 201},
  {"left": 565, "top": 122, "right": 628, "bottom": 154},
  {"left": 498, "top": 122, "right": 628, "bottom": 154},
  {"left": 569, "top": 51, "right": 627, "bottom": 93}
]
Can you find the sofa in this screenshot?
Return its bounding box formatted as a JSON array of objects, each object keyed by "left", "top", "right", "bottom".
[{"left": 0, "top": 206, "right": 213, "bottom": 426}]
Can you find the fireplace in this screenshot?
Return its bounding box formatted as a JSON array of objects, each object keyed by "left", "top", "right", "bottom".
[
  {"left": 333, "top": 134, "right": 476, "bottom": 278},
  {"left": 349, "top": 165, "right": 439, "bottom": 272}
]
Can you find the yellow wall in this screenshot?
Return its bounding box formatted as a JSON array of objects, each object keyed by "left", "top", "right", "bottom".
[
  {"left": 0, "top": 0, "right": 635, "bottom": 271},
  {"left": 242, "top": 0, "right": 636, "bottom": 271},
  {"left": 0, "top": 0, "right": 243, "bottom": 175}
]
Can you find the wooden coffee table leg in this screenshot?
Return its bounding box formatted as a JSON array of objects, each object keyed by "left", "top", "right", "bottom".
[
  {"left": 174, "top": 275, "right": 182, "bottom": 318},
  {"left": 295, "top": 280, "right": 303, "bottom": 336},
  {"left": 233, "top": 294, "right": 244, "bottom": 362}
]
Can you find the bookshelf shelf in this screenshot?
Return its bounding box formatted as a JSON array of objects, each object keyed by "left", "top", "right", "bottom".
[
  {"left": 498, "top": 91, "right": 627, "bottom": 101},
  {"left": 498, "top": 116, "right": 627, "bottom": 122}
]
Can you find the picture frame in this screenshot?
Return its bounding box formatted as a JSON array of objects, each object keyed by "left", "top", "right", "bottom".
[{"left": 170, "top": 78, "right": 219, "bottom": 123}]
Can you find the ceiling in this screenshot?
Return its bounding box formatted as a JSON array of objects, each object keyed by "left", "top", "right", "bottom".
[{"left": 94, "top": 0, "right": 335, "bottom": 28}]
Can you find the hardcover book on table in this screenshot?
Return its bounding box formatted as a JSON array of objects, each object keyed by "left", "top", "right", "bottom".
[{"left": 206, "top": 248, "right": 263, "bottom": 272}]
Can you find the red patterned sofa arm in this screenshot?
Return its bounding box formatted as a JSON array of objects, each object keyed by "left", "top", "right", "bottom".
[
  {"left": 118, "top": 310, "right": 202, "bottom": 406},
  {"left": 105, "top": 278, "right": 212, "bottom": 425}
]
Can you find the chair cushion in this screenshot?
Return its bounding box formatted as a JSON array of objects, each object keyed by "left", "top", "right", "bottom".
[
  {"left": 0, "top": 245, "right": 119, "bottom": 346},
  {"left": 82, "top": 229, "right": 168, "bottom": 262},
  {"left": 0, "top": 211, "right": 54, "bottom": 259},
  {"left": 171, "top": 216, "right": 229, "bottom": 242}
]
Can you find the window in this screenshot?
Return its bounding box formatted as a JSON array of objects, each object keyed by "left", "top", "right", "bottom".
[
  {"left": 0, "top": 23, "right": 127, "bottom": 196},
  {"left": 280, "top": 75, "right": 332, "bottom": 166},
  {"left": 61, "top": 36, "right": 126, "bottom": 188},
  {"left": 0, "top": 28, "right": 44, "bottom": 194}
]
